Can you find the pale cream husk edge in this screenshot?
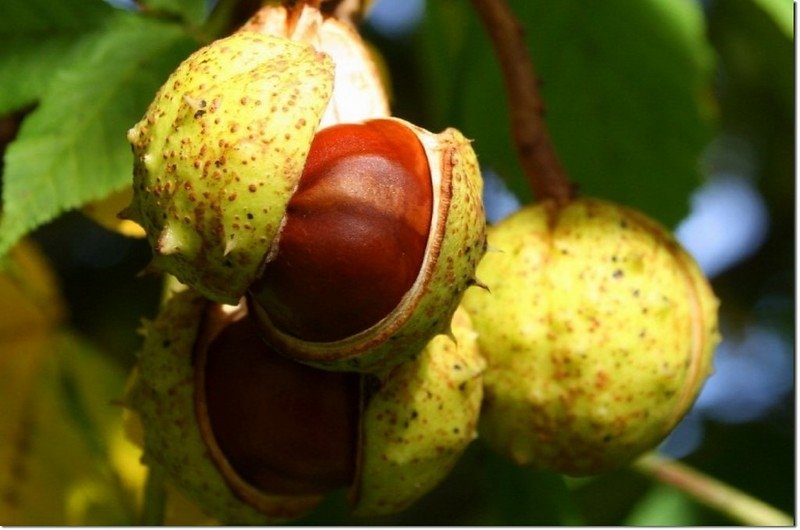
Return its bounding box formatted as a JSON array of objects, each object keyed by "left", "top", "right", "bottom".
[{"left": 238, "top": 3, "right": 390, "bottom": 127}]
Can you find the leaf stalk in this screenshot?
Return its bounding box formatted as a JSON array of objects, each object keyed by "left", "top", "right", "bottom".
[{"left": 633, "top": 452, "right": 793, "bottom": 526}]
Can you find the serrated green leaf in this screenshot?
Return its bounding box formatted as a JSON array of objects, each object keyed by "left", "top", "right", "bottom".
[
  {"left": 140, "top": 0, "right": 210, "bottom": 26},
  {"left": 0, "top": 14, "right": 196, "bottom": 259},
  {"left": 426, "top": 0, "right": 716, "bottom": 226},
  {"left": 0, "top": 0, "right": 114, "bottom": 115}
]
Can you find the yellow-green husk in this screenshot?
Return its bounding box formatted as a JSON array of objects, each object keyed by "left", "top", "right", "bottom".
[{"left": 462, "top": 198, "right": 720, "bottom": 475}]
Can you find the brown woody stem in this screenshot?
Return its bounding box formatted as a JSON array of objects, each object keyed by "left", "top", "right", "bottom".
[
  {"left": 634, "top": 452, "right": 793, "bottom": 526},
  {"left": 470, "top": 0, "right": 575, "bottom": 204}
]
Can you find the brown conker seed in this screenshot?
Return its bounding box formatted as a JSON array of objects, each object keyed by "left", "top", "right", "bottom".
[
  {"left": 196, "top": 304, "right": 360, "bottom": 496},
  {"left": 249, "top": 119, "right": 433, "bottom": 342}
]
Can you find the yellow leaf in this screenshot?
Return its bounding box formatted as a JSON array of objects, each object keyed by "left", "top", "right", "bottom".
[
  {"left": 82, "top": 187, "right": 146, "bottom": 239},
  {"left": 0, "top": 240, "right": 215, "bottom": 524},
  {"left": 0, "top": 333, "right": 132, "bottom": 524},
  {"left": 0, "top": 240, "right": 64, "bottom": 340}
]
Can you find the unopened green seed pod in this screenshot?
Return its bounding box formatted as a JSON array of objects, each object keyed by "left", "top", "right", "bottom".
[
  {"left": 461, "top": 198, "right": 720, "bottom": 475},
  {"left": 125, "top": 289, "right": 484, "bottom": 523}
]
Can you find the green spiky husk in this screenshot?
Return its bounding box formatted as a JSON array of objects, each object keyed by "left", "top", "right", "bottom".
[
  {"left": 127, "top": 32, "right": 334, "bottom": 304},
  {"left": 351, "top": 306, "right": 485, "bottom": 516},
  {"left": 461, "top": 198, "right": 720, "bottom": 475},
  {"left": 126, "top": 289, "right": 320, "bottom": 523},
  {"left": 249, "top": 122, "right": 487, "bottom": 373}
]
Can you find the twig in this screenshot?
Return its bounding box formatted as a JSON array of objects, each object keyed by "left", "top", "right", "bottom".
[
  {"left": 470, "top": 0, "right": 575, "bottom": 204},
  {"left": 633, "top": 452, "right": 793, "bottom": 526}
]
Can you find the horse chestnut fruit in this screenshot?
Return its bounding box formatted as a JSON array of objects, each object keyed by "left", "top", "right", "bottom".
[
  {"left": 126, "top": 31, "right": 335, "bottom": 304},
  {"left": 126, "top": 24, "right": 486, "bottom": 372},
  {"left": 248, "top": 119, "right": 433, "bottom": 342},
  {"left": 461, "top": 198, "right": 720, "bottom": 475},
  {"left": 126, "top": 289, "right": 484, "bottom": 523},
  {"left": 196, "top": 304, "right": 360, "bottom": 498}
]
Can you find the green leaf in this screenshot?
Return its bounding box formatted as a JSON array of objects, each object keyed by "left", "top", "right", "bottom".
[
  {"left": 709, "top": 0, "right": 793, "bottom": 114},
  {"left": 426, "top": 0, "right": 716, "bottom": 226},
  {"left": 479, "top": 448, "right": 583, "bottom": 525},
  {"left": 140, "top": 0, "right": 210, "bottom": 26},
  {"left": 708, "top": 0, "right": 793, "bottom": 214},
  {"left": 415, "top": 0, "right": 473, "bottom": 129},
  {"left": 0, "top": 330, "right": 136, "bottom": 525},
  {"left": 0, "top": 14, "right": 196, "bottom": 259},
  {"left": 624, "top": 484, "right": 699, "bottom": 525},
  {"left": 752, "top": 0, "right": 793, "bottom": 37},
  {"left": 0, "top": 0, "right": 114, "bottom": 115}
]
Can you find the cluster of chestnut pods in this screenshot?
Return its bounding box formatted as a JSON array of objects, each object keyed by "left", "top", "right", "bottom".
[{"left": 122, "top": 4, "right": 719, "bottom": 524}]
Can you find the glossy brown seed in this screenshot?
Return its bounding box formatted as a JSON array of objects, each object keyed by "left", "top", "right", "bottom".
[
  {"left": 198, "top": 304, "right": 360, "bottom": 496},
  {"left": 249, "top": 119, "right": 433, "bottom": 342}
]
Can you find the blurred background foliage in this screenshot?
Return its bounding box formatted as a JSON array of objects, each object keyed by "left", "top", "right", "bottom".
[{"left": 0, "top": 0, "right": 793, "bottom": 525}]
